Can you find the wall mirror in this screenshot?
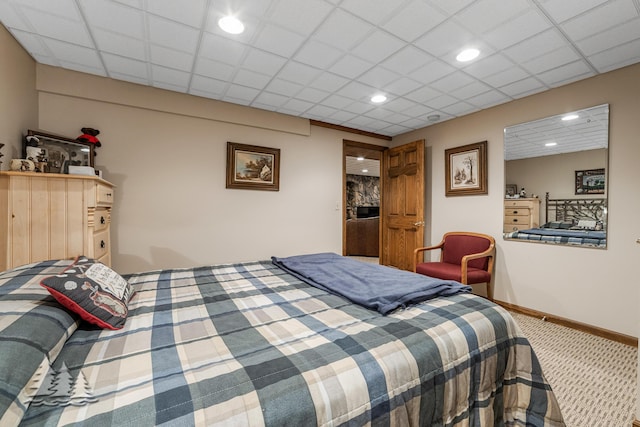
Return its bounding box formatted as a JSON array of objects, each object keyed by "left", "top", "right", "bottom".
[{"left": 503, "top": 104, "right": 609, "bottom": 249}]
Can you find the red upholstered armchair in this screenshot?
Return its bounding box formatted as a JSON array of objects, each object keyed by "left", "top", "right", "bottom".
[{"left": 413, "top": 232, "right": 496, "bottom": 300}]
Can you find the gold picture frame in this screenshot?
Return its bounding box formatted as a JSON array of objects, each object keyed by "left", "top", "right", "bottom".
[
  {"left": 445, "top": 141, "right": 487, "bottom": 196},
  {"left": 226, "top": 142, "right": 280, "bottom": 191}
]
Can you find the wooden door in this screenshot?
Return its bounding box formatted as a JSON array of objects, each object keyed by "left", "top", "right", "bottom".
[{"left": 381, "top": 140, "right": 425, "bottom": 270}]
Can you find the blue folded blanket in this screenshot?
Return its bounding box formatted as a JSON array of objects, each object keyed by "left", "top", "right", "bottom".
[{"left": 272, "top": 252, "right": 470, "bottom": 315}]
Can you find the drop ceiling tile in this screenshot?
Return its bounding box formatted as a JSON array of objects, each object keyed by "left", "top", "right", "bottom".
[
  {"left": 357, "top": 67, "right": 399, "bottom": 88},
  {"left": 252, "top": 23, "right": 306, "bottom": 57},
  {"left": 381, "top": 46, "right": 434, "bottom": 75},
  {"left": 306, "top": 104, "right": 341, "bottom": 118},
  {"left": 294, "top": 40, "right": 343, "bottom": 68},
  {"left": 537, "top": 0, "right": 610, "bottom": 23},
  {"left": 7, "top": 30, "right": 49, "bottom": 57},
  {"left": 502, "top": 29, "right": 567, "bottom": 63},
  {"left": 233, "top": 68, "right": 272, "bottom": 89},
  {"left": 338, "top": 81, "right": 377, "bottom": 101},
  {"left": 483, "top": 9, "right": 551, "bottom": 50},
  {"left": 148, "top": 15, "right": 200, "bottom": 53},
  {"left": 449, "top": 81, "right": 492, "bottom": 99},
  {"left": 440, "top": 101, "right": 476, "bottom": 116},
  {"left": 199, "top": 32, "right": 247, "bottom": 64},
  {"left": 384, "top": 97, "right": 420, "bottom": 113},
  {"left": 146, "top": 0, "right": 207, "bottom": 27},
  {"left": 385, "top": 77, "right": 422, "bottom": 96},
  {"left": 413, "top": 20, "right": 474, "bottom": 58},
  {"left": 194, "top": 57, "right": 235, "bottom": 80},
  {"left": 322, "top": 94, "right": 353, "bottom": 109},
  {"left": 81, "top": 0, "right": 144, "bottom": 38},
  {"left": 340, "top": 0, "right": 404, "bottom": 25},
  {"left": 463, "top": 53, "right": 514, "bottom": 79},
  {"left": 455, "top": 0, "right": 530, "bottom": 34},
  {"left": 150, "top": 45, "right": 193, "bottom": 71},
  {"left": 114, "top": 0, "right": 144, "bottom": 8},
  {"left": 153, "top": 80, "right": 188, "bottom": 93},
  {"left": 409, "top": 60, "right": 456, "bottom": 84},
  {"left": 102, "top": 52, "right": 148, "bottom": 79},
  {"left": 189, "top": 75, "right": 227, "bottom": 98},
  {"left": 403, "top": 85, "right": 442, "bottom": 103},
  {"left": 343, "top": 100, "right": 375, "bottom": 115},
  {"left": 329, "top": 55, "right": 373, "bottom": 79},
  {"left": 224, "top": 84, "right": 260, "bottom": 103},
  {"left": 351, "top": 31, "right": 405, "bottom": 64},
  {"left": 21, "top": 8, "right": 92, "bottom": 47},
  {"left": 313, "top": 9, "right": 373, "bottom": 50},
  {"left": 329, "top": 110, "right": 358, "bottom": 122},
  {"left": 483, "top": 66, "right": 529, "bottom": 87},
  {"left": 381, "top": 0, "right": 447, "bottom": 42},
  {"left": 241, "top": 48, "right": 287, "bottom": 75},
  {"left": 402, "top": 103, "right": 438, "bottom": 117},
  {"left": 0, "top": 2, "right": 30, "bottom": 31},
  {"left": 309, "top": 72, "right": 349, "bottom": 92},
  {"left": 42, "top": 38, "right": 102, "bottom": 68},
  {"left": 253, "top": 91, "right": 290, "bottom": 107},
  {"left": 588, "top": 38, "right": 640, "bottom": 72},
  {"left": 561, "top": 0, "right": 638, "bottom": 41},
  {"left": 16, "top": 0, "right": 81, "bottom": 20},
  {"left": 295, "top": 87, "right": 330, "bottom": 103},
  {"left": 576, "top": 18, "right": 640, "bottom": 56},
  {"left": 426, "top": 94, "right": 458, "bottom": 109},
  {"left": 93, "top": 29, "right": 146, "bottom": 60},
  {"left": 536, "top": 60, "right": 593, "bottom": 86},
  {"left": 267, "top": 0, "right": 332, "bottom": 34},
  {"left": 466, "top": 89, "right": 511, "bottom": 108},
  {"left": 265, "top": 78, "right": 303, "bottom": 96},
  {"left": 519, "top": 46, "right": 580, "bottom": 74},
  {"left": 108, "top": 71, "right": 148, "bottom": 85},
  {"left": 498, "top": 77, "right": 545, "bottom": 97},
  {"left": 428, "top": 71, "right": 475, "bottom": 93},
  {"left": 59, "top": 60, "right": 107, "bottom": 77},
  {"left": 277, "top": 61, "right": 322, "bottom": 85},
  {"left": 399, "top": 117, "right": 432, "bottom": 129},
  {"left": 281, "top": 98, "right": 313, "bottom": 113}
]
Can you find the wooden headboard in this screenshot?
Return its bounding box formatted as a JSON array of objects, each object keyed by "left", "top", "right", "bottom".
[{"left": 545, "top": 192, "right": 607, "bottom": 225}]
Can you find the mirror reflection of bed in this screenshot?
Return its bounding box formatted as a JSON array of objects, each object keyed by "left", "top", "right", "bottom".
[
  {"left": 504, "top": 104, "right": 609, "bottom": 249},
  {"left": 345, "top": 155, "right": 380, "bottom": 261}
]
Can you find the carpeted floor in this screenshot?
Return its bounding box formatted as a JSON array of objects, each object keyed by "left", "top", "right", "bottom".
[{"left": 511, "top": 312, "right": 637, "bottom": 427}]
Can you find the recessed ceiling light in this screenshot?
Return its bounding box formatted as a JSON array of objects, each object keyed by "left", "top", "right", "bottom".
[
  {"left": 362, "top": 169, "right": 368, "bottom": 173},
  {"left": 371, "top": 94, "right": 387, "bottom": 103},
  {"left": 562, "top": 114, "right": 579, "bottom": 121},
  {"left": 218, "top": 16, "right": 244, "bottom": 34},
  {"left": 545, "top": 142, "right": 557, "bottom": 147},
  {"left": 456, "top": 48, "right": 480, "bottom": 62},
  {"left": 356, "top": 156, "right": 365, "bottom": 161}
]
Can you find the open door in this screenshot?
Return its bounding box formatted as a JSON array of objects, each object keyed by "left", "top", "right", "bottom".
[{"left": 381, "top": 140, "right": 425, "bottom": 270}]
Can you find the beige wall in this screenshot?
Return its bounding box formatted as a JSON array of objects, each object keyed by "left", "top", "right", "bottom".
[
  {"left": 0, "top": 25, "right": 37, "bottom": 168},
  {"left": 35, "top": 65, "right": 387, "bottom": 274},
  {"left": 393, "top": 63, "right": 640, "bottom": 339}
]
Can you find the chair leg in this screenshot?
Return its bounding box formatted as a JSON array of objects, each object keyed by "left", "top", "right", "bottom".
[{"left": 486, "top": 282, "right": 493, "bottom": 301}]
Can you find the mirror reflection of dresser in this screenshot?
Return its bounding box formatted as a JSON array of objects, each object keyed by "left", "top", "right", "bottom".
[{"left": 503, "top": 198, "right": 540, "bottom": 233}]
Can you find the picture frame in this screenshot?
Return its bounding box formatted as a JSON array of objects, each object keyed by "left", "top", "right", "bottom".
[
  {"left": 575, "top": 168, "right": 605, "bottom": 194},
  {"left": 505, "top": 184, "right": 518, "bottom": 198},
  {"left": 445, "top": 141, "right": 488, "bottom": 196},
  {"left": 226, "top": 142, "right": 280, "bottom": 191},
  {"left": 25, "top": 130, "right": 95, "bottom": 173}
]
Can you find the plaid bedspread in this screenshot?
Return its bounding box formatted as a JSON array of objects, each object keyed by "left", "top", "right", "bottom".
[
  {"left": 505, "top": 228, "right": 606, "bottom": 248},
  {"left": 3, "top": 259, "right": 564, "bottom": 426}
]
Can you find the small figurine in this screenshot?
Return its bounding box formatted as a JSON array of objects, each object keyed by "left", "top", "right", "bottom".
[{"left": 519, "top": 188, "right": 527, "bottom": 198}]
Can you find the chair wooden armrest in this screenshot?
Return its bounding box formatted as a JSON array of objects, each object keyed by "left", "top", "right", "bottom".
[
  {"left": 413, "top": 239, "right": 445, "bottom": 272},
  {"left": 460, "top": 243, "right": 495, "bottom": 284}
]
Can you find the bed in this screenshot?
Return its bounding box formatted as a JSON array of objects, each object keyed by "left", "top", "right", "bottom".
[
  {"left": 505, "top": 192, "right": 607, "bottom": 248},
  {"left": 1, "top": 254, "right": 564, "bottom": 426}
]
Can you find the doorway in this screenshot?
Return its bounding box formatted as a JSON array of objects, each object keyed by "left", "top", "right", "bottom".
[{"left": 343, "top": 140, "right": 385, "bottom": 262}]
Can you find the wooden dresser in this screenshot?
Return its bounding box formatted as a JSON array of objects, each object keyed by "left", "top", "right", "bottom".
[
  {"left": 504, "top": 198, "right": 540, "bottom": 233},
  {"left": 0, "top": 172, "right": 114, "bottom": 271}
]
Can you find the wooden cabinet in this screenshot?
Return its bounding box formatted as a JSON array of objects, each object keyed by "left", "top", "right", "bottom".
[
  {"left": 346, "top": 217, "right": 380, "bottom": 257},
  {"left": 504, "top": 198, "right": 540, "bottom": 233},
  {"left": 0, "top": 172, "right": 114, "bottom": 271}
]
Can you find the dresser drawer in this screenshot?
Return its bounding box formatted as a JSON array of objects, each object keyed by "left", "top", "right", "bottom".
[
  {"left": 96, "top": 183, "right": 114, "bottom": 206},
  {"left": 504, "top": 223, "right": 526, "bottom": 232},
  {"left": 504, "top": 207, "right": 531, "bottom": 216},
  {"left": 93, "top": 229, "right": 110, "bottom": 259},
  {"left": 94, "top": 208, "right": 110, "bottom": 232}
]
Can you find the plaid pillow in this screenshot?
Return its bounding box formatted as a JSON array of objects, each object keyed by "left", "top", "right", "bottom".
[{"left": 40, "top": 256, "right": 134, "bottom": 330}]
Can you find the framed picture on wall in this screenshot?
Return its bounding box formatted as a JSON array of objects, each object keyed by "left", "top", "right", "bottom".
[
  {"left": 226, "top": 142, "right": 280, "bottom": 191},
  {"left": 575, "top": 168, "right": 605, "bottom": 194},
  {"left": 445, "top": 141, "right": 488, "bottom": 196}
]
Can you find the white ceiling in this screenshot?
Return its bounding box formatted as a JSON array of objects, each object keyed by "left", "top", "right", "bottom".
[{"left": 1, "top": 0, "right": 639, "bottom": 138}]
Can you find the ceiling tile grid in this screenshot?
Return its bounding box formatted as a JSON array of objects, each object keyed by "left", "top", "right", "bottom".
[{"left": 1, "top": 0, "right": 639, "bottom": 137}]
